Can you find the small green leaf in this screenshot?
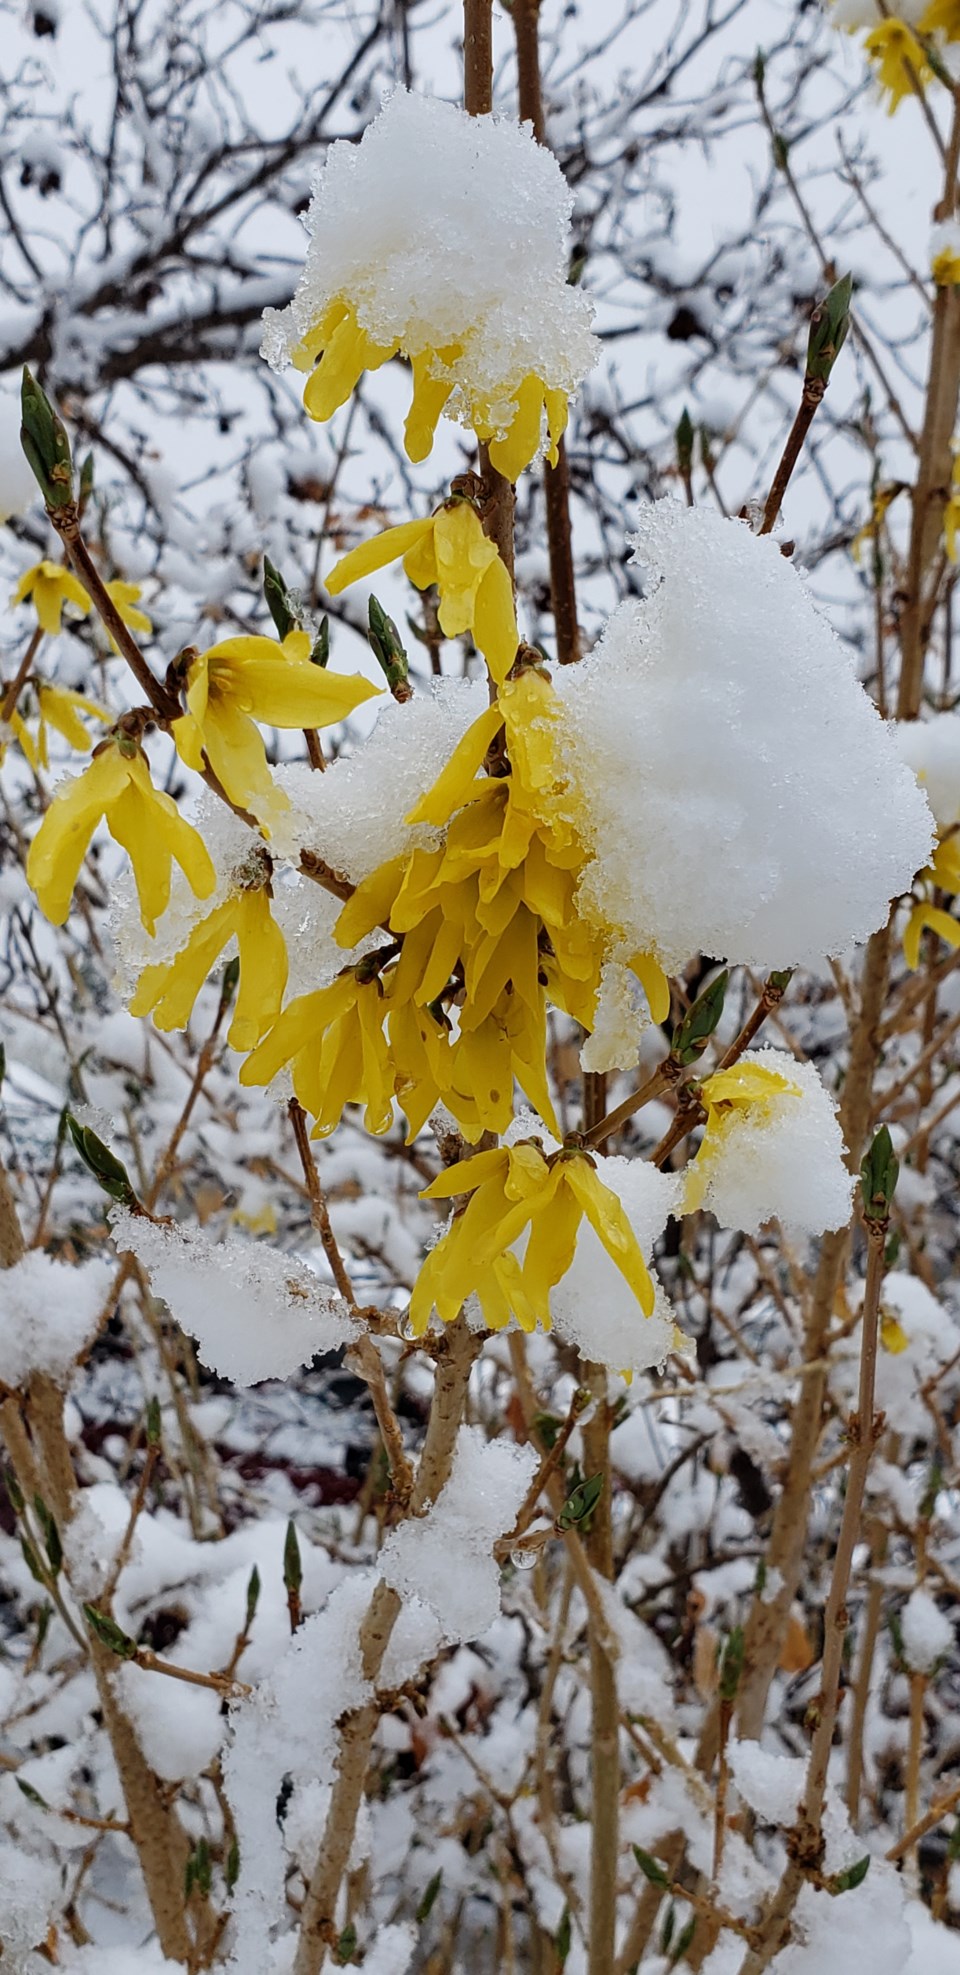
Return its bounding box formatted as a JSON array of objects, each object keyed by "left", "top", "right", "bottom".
[
  {"left": 532, "top": 1410, "right": 561, "bottom": 1452},
  {"left": 671, "top": 1914, "right": 697, "bottom": 1962},
  {"left": 947, "top": 1816, "right": 960, "bottom": 1863},
  {"left": 672, "top": 971, "right": 728, "bottom": 1066},
  {"left": 4, "top": 1468, "right": 24, "bottom": 1517},
  {"left": 311, "top": 615, "right": 330, "bottom": 667},
  {"left": 66, "top": 1114, "right": 138, "bottom": 1206},
  {"left": 33, "top": 1495, "right": 61, "bottom": 1577},
  {"left": 20, "top": 367, "right": 73, "bottom": 508},
  {"left": 806, "top": 273, "right": 853, "bottom": 386},
  {"left": 829, "top": 1854, "right": 870, "bottom": 1895},
  {"left": 860, "top": 1124, "right": 899, "bottom": 1224},
  {"left": 283, "top": 1520, "right": 302, "bottom": 1595},
  {"left": 718, "top": 1625, "right": 745, "bottom": 1704},
  {"left": 20, "top": 1536, "right": 45, "bottom": 1585},
  {"left": 263, "top": 556, "right": 298, "bottom": 641},
  {"left": 83, "top": 1604, "right": 137, "bottom": 1660},
  {"left": 35, "top": 1602, "right": 52, "bottom": 1654},
  {"left": 245, "top": 1564, "right": 261, "bottom": 1631},
  {"left": 226, "top": 1836, "right": 240, "bottom": 1889},
  {"left": 675, "top": 408, "right": 694, "bottom": 477},
  {"left": 16, "top": 1777, "right": 49, "bottom": 1809},
  {"left": 334, "top": 1921, "right": 357, "bottom": 1964},
  {"left": 416, "top": 1867, "right": 443, "bottom": 1924},
  {"left": 555, "top": 1907, "right": 572, "bottom": 1964},
  {"left": 660, "top": 1901, "right": 676, "bottom": 1955},
  {"left": 367, "top": 594, "right": 410, "bottom": 697},
  {"left": 146, "top": 1396, "right": 162, "bottom": 1446},
  {"left": 221, "top": 955, "right": 241, "bottom": 1006},
  {"left": 633, "top": 1844, "right": 670, "bottom": 1889},
  {"left": 557, "top": 1471, "right": 604, "bottom": 1532}
]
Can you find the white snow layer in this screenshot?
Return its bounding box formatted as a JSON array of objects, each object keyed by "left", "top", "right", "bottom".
[
  {"left": 556, "top": 503, "right": 933, "bottom": 970},
  {"left": 0, "top": 385, "right": 38, "bottom": 522},
  {"left": 0, "top": 1250, "right": 114, "bottom": 1386},
  {"left": 900, "top": 1587, "right": 954, "bottom": 1674},
  {"left": 895, "top": 711, "right": 960, "bottom": 831},
  {"left": 689, "top": 1050, "right": 854, "bottom": 1239},
  {"left": 0, "top": 1838, "right": 62, "bottom": 1965},
  {"left": 261, "top": 88, "right": 596, "bottom": 419},
  {"left": 380, "top": 1425, "right": 538, "bottom": 1640},
  {"left": 110, "top": 1210, "right": 359, "bottom": 1384}
]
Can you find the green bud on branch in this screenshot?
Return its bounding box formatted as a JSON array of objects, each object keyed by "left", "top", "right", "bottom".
[
  {"left": 368, "top": 594, "right": 411, "bottom": 699},
  {"left": 66, "top": 1115, "right": 138, "bottom": 1207},
  {"left": 829, "top": 1854, "right": 870, "bottom": 1895},
  {"left": 860, "top": 1124, "right": 899, "bottom": 1225},
  {"left": 633, "top": 1844, "right": 671, "bottom": 1889},
  {"left": 717, "top": 1624, "right": 745, "bottom": 1703},
  {"left": 557, "top": 1471, "right": 604, "bottom": 1531},
  {"left": 805, "top": 273, "right": 853, "bottom": 388},
  {"left": 311, "top": 615, "right": 330, "bottom": 667},
  {"left": 83, "top": 1604, "right": 138, "bottom": 1659},
  {"left": 263, "top": 556, "right": 299, "bottom": 641},
  {"left": 675, "top": 408, "right": 694, "bottom": 478},
  {"left": 672, "top": 970, "right": 728, "bottom": 1066},
  {"left": 21, "top": 367, "right": 73, "bottom": 509}
]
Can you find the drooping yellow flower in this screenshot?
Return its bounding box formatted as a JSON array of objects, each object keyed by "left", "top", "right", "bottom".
[
  {"left": 932, "top": 244, "right": 960, "bottom": 285},
  {"left": 863, "top": 19, "right": 932, "bottom": 111},
  {"left": 104, "top": 580, "right": 153, "bottom": 652},
  {"left": 129, "top": 851, "right": 287, "bottom": 1051},
  {"left": 682, "top": 1060, "right": 801, "bottom": 1213},
  {"left": 850, "top": 482, "right": 906, "bottom": 565},
  {"left": 902, "top": 899, "right": 960, "bottom": 967},
  {"left": 171, "top": 628, "right": 380, "bottom": 828},
  {"left": 24, "top": 683, "right": 110, "bottom": 771},
  {"left": 239, "top": 958, "right": 395, "bottom": 1138},
  {"left": 290, "top": 298, "right": 569, "bottom": 480},
  {"left": 408, "top": 1140, "right": 656, "bottom": 1336},
  {"left": 12, "top": 561, "right": 91, "bottom": 637},
  {"left": 27, "top": 736, "right": 216, "bottom": 932},
  {"left": 325, "top": 500, "right": 518, "bottom": 685},
  {"left": 920, "top": 0, "right": 960, "bottom": 38}
]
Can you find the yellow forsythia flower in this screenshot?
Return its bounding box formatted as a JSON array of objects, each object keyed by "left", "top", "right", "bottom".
[
  {"left": 292, "top": 298, "right": 569, "bottom": 480},
  {"left": 920, "top": 0, "right": 960, "bottom": 37},
  {"left": 27, "top": 737, "right": 216, "bottom": 932},
  {"left": 902, "top": 828, "right": 960, "bottom": 966},
  {"left": 12, "top": 561, "right": 91, "bottom": 637},
  {"left": 104, "top": 580, "right": 153, "bottom": 652},
  {"left": 880, "top": 1310, "right": 910, "bottom": 1354},
  {"left": 932, "top": 244, "right": 960, "bottom": 285},
  {"left": 863, "top": 20, "right": 932, "bottom": 111},
  {"left": 240, "top": 960, "right": 395, "bottom": 1137},
  {"left": 682, "top": 1060, "right": 801, "bottom": 1213},
  {"left": 325, "top": 500, "right": 518, "bottom": 685},
  {"left": 408, "top": 1140, "right": 656, "bottom": 1336},
  {"left": 171, "top": 628, "right": 380, "bottom": 828},
  {"left": 129, "top": 852, "right": 287, "bottom": 1052}
]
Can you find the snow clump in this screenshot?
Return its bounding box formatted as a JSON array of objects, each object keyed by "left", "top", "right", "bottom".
[
  {"left": 261, "top": 90, "right": 596, "bottom": 452},
  {"left": 557, "top": 502, "right": 934, "bottom": 971},
  {"left": 380, "top": 1425, "right": 538, "bottom": 1639},
  {"left": 900, "top": 1587, "right": 955, "bottom": 1674},
  {"left": 110, "top": 1210, "right": 359, "bottom": 1384},
  {"left": 684, "top": 1050, "right": 853, "bottom": 1239},
  {"left": 0, "top": 1250, "right": 114, "bottom": 1386}
]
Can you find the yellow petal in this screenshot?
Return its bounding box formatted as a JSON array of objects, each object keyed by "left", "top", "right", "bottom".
[
  {"left": 240, "top": 977, "right": 355, "bottom": 1087},
  {"left": 230, "top": 889, "right": 288, "bottom": 1050},
  {"left": 544, "top": 387, "right": 568, "bottom": 468},
  {"left": 473, "top": 553, "right": 519, "bottom": 685},
  {"left": 627, "top": 951, "right": 671, "bottom": 1026},
  {"left": 420, "top": 1145, "right": 509, "bottom": 1201},
  {"left": 108, "top": 780, "right": 173, "bottom": 936},
  {"left": 130, "top": 900, "right": 236, "bottom": 1029},
  {"left": 700, "top": 1062, "right": 800, "bottom": 1111},
  {"left": 302, "top": 306, "right": 398, "bottom": 422},
  {"left": 487, "top": 374, "right": 544, "bottom": 483},
  {"left": 326, "top": 518, "right": 434, "bottom": 597},
  {"left": 224, "top": 658, "right": 380, "bottom": 729},
  {"left": 405, "top": 703, "right": 504, "bottom": 827},
  {"left": 404, "top": 348, "right": 456, "bottom": 464},
  {"left": 334, "top": 854, "right": 408, "bottom": 948},
  {"left": 433, "top": 504, "right": 496, "bottom": 639},
  {"left": 26, "top": 746, "right": 130, "bottom": 924},
  {"left": 562, "top": 1159, "right": 655, "bottom": 1316}
]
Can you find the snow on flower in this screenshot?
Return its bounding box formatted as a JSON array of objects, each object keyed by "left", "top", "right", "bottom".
[
  {"left": 556, "top": 503, "right": 934, "bottom": 971},
  {"left": 261, "top": 90, "right": 596, "bottom": 477},
  {"left": 545, "top": 1154, "right": 686, "bottom": 1373},
  {"left": 0, "top": 1250, "right": 114, "bottom": 1386},
  {"left": 681, "top": 1050, "right": 853, "bottom": 1238},
  {"left": 379, "top": 1425, "right": 538, "bottom": 1640},
  {"left": 110, "top": 1210, "right": 360, "bottom": 1384}
]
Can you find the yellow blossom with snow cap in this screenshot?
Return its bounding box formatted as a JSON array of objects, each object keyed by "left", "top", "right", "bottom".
[
  {"left": 682, "top": 1059, "right": 802, "bottom": 1214},
  {"left": 27, "top": 735, "right": 216, "bottom": 933},
  {"left": 930, "top": 221, "right": 960, "bottom": 286},
  {"left": 326, "top": 500, "right": 518, "bottom": 685},
  {"left": 260, "top": 93, "right": 595, "bottom": 479},
  {"left": 12, "top": 560, "right": 91, "bottom": 637},
  {"left": 171, "top": 627, "right": 380, "bottom": 828},
  {"left": 920, "top": 0, "right": 960, "bottom": 36},
  {"left": 408, "top": 1140, "right": 656, "bottom": 1337},
  {"left": 902, "top": 826, "right": 960, "bottom": 966},
  {"left": 239, "top": 954, "right": 396, "bottom": 1138},
  {"left": 129, "top": 848, "right": 287, "bottom": 1051},
  {"left": 863, "top": 19, "right": 932, "bottom": 110}
]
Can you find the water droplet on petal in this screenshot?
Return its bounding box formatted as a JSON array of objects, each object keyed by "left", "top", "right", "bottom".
[{"left": 510, "top": 1546, "right": 538, "bottom": 1572}]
